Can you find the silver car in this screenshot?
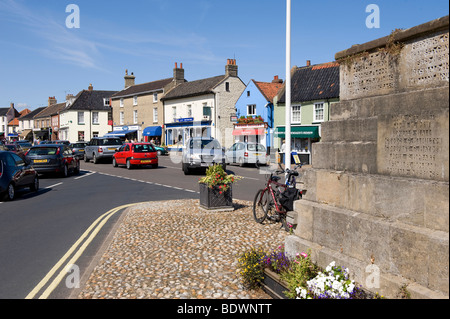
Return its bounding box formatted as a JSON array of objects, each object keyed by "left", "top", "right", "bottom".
[
  {"left": 84, "top": 137, "right": 123, "bottom": 164},
  {"left": 225, "top": 142, "right": 268, "bottom": 167},
  {"left": 182, "top": 137, "right": 226, "bottom": 175}
]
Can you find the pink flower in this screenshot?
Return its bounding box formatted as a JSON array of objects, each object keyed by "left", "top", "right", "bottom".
[{"left": 300, "top": 252, "right": 308, "bottom": 258}]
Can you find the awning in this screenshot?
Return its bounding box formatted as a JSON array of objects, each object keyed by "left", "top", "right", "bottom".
[
  {"left": 104, "top": 130, "right": 137, "bottom": 137},
  {"left": 232, "top": 128, "right": 265, "bottom": 136},
  {"left": 20, "top": 129, "right": 32, "bottom": 138},
  {"left": 143, "top": 126, "right": 162, "bottom": 137},
  {"left": 275, "top": 126, "right": 320, "bottom": 139}
]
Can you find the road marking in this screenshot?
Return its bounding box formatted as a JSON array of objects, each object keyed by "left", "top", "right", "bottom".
[
  {"left": 25, "top": 202, "right": 148, "bottom": 299},
  {"left": 74, "top": 171, "right": 96, "bottom": 180},
  {"left": 45, "top": 183, "right": 63, "bottom": 189}
]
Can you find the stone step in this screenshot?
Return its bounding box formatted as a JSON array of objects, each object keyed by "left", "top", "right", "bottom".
[
  {"left": 300, "top": 169, "right": 449, "bottom": 233},
  {"left": 287, "top": 199, "right": 449, "bottom": 297}
]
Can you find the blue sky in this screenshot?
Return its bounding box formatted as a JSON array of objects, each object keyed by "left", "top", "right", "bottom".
[{"left": 0, "top": 0, "right": 448, "bottom": 111}]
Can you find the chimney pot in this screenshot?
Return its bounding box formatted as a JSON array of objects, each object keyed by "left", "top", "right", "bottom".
[
  {"left": 306, "top": 60, "right": 311, "bottom": 66},
  {"left": 180, "top": 63, "right": 183, "bottom": 69}
]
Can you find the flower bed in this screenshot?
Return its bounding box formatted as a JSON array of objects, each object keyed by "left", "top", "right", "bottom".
[{"left": 237, "top": 245, "right": 379, "bottom": 299}]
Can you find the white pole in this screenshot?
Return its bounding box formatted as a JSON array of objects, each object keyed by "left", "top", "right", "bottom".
[{"left": 285, "top": 0, "right": 292, "bottom": 173}]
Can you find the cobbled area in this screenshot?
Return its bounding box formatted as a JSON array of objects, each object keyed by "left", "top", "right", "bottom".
[{"left": 78, "top": 199, "right": 288, "bottom": 299}]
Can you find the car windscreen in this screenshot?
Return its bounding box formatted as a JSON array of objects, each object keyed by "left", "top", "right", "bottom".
[
  {"left": 18, "top": 142, "right": 32, "bottom": 147},
  {"left": 190, "top": 139, "right": 221, "bottom": 150},
  {"left": 247, "top": 144, "right": 266, "bottom": 152},
  {"left": 4, "top": 145, "right": 16, "bottom": 151},
  {"left": 72, "top": 143, "right": 86, "bottom": 148},
  {"left": 133, "top": 144, "right": 155, "bottom": 153},
  {"left": 28, "top": 147, "right": 58, "bottom": 156},
  {"left": 99, "top": 138, "right": 122, "bottom": 146}
]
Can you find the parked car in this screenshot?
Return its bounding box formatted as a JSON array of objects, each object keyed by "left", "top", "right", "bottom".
[
  {"left": 25, "top": 144, "right": 80, "bottom": 177},
  {"left": 225, "top": 142, "right": 269, "bottom": 167},
  {"left": 113, "top": 143, "right": 158, "bottom": 169},
  {"left": 46, "top": 140, "right": 70, "bottom": 145},
  {"left": 15, "top": 140, "right": 33, "bottom": 151},
  {"left": 2, "top": 144, "right": 26, "bottom": 160},
  {"left": 151, "top": 143, "right": 168, "bottom": 156},
  {"left": 70, "top": 141, "right": 88, "bottom": 159},
  {"left": 182, "top": 137, "right": 226, "bottom": 175},
  {"left": 84, "top": 137, "right": 123, "bottom": 164},
  {"left": 0, "top": 150, "right": 39, "bottom": 201}
]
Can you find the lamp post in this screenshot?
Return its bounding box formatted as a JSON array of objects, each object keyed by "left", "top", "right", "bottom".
[{"left": 285, "top": 0, "right": 292, "bottom": 173}]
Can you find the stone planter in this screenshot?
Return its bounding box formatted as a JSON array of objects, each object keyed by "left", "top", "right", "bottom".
[
  {"left": 261, "top": 269, "right": 290, "bottom": 299},
  {"left": 199, "top": 183, "right": 234, "bottom": 212}
]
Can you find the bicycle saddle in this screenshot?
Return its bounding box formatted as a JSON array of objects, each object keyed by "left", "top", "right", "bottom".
[{"left": 271, "top": 176, "right": 282, "bottom": 182}]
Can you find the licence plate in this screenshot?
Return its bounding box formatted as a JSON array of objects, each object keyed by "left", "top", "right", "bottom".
[
  {"left": 108, "top": 148, "right": 116, "bottom": 151},
  {"left": 34, "top": 159, "right": 48, "bottom": 163},
  {"left": 254, "top": 153, "right": 260, "bottom": 156},
  {"left": 141, "top": 160, "right": 152, "bottom": 163},
  {"left": 79, "top": 149, "right": 84, "bottom": 152},
  {"left": 200, "top": 163, "right": 209, "bottom": 167}
]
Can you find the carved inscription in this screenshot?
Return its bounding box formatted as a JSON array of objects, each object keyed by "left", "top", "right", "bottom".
[
  {"left": 383, "top": 113, "right": 444, "bottom": 180},
  {"left": 406, "top": 31, "right": 449, "bottom": 86}
]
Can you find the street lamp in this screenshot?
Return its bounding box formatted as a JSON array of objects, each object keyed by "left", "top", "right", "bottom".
[{"left": 285, "top": 0, "right": 292, "bottom": 173}]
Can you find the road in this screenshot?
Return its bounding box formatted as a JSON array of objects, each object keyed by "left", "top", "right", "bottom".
[{"left": 0, "top": 155, "right": 269, "bottom": 299}]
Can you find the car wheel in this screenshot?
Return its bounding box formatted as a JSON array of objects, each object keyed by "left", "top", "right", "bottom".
[
  {"left": 239, "top": 157, "right": 245, "bottom": 167},
  {"left": 84, "top": 154, "right": 90, "bottom": 163},
  {"left": 112, "top": 158, "right": 118, "bottom": 167},
  {"left": 183, "top": 163, "right": 190, "bottom": 175},
  {"left": 126, "top": 159, "right": 132, "bottom": 170},
  {"left": 157, "top": 150, "right": 162, "bottom": 156},
  {"left": 62, "top": 164, "right": 69, "bottom": 177},
  {"left": 93, "top": 153, "right": 98, "bottom": 164},
  {"left": 74, "top": 161, "right": 80, "bottom": 174},
  {"left": 4, "top": 183, "right": 15, "bottom": 201},
  {"left": 30, "top": 176, "right": 39, "bottom": 192}
]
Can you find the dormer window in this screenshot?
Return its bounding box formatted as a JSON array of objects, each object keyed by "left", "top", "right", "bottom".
[{"left": 103, "top": 98, "right": 110, "bottom": 106}]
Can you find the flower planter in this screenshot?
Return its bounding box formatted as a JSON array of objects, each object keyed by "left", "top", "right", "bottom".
[
  {"left": 199, "top": 183, "right": 234, "bottom": 211},
  {"left": 261, "top": 269, "right": 290, "bottom": 299}
]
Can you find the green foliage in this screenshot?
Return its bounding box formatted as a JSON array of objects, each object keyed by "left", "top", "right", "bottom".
[{"left": 198, "top": 164, "right": 241, "bottom": 193}]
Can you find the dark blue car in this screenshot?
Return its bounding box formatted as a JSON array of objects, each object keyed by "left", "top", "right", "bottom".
[{"left": 0, "top": 150, "right": 39, "bottom": 201}]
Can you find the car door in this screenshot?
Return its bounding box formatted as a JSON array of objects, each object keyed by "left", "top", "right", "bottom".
[
  {"left": 115, "top": 144, "right": 126, "bottom": 165},
  {"left": 226, "top": 143, "right": 237, "bottom": 164},
  {"left": 7, "top": 153, "right": 28, "bottom": 187},
  {"left": 63, "top": 146, "right": 75, "bottom": 170}
]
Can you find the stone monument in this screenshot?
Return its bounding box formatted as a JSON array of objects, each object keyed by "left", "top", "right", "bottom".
[{"left": 286, "top": 16, "right": 449, "bottom": 299}]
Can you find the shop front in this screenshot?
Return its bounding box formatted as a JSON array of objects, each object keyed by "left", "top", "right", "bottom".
[
  {"left": 142, "top": 126, "right": 162, "bottom": 144},
  {"left": 105, "top": 125, "right": 139, "bottom": 141},
  {"left": 165, "top": 119, "right": 212, "bottom": 151},
  {"left": 274, "top": 125, "right": 320, "bottom": 165},
  {"left": 232, "top": 124, "right": 268, "bottom": 148}
]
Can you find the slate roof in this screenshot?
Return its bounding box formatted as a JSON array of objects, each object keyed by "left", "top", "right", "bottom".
[
  {"left": 34, "top": 102, "right": 66, "bottom": 119},
  {"left": 19, "top": 107, "right": 47, "bottom": 120},
  {"left": 0, "top": 108, "right": 9, "bottom": 116},
  {"left": 278, "top": 62, "right": 340, "bottom": 103},
  {"left": 253, "top": 80, "right": 284, "bottom": 103},
  {"left": 161, "top": 75, "right": 226, "bottom": 101},
  {"left": 112, "top": 78, "right": 173, "bottom": 98},
  {"left": 64, "top": 90, "right": 117, "bottom": 111}
]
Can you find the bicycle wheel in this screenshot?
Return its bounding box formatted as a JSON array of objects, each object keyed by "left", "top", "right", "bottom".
[{"left": 253, "top": 189, "right": 270, "bottom": 223}]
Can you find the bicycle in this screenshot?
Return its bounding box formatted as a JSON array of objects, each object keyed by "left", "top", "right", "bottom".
[{"left": 252, "top": 163, "right": 303, "bottom": 231}]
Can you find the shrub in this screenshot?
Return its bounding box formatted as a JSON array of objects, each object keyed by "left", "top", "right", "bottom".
[{"left": 237, "top": 247, "right": 266, "bottom": 290}]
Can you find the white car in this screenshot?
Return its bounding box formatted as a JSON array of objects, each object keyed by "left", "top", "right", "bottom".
[
  {"left": 182, "top": 137, "right": 226, "bottom": 175},
  {"left": 225, "top": 142, "right": 268, "bottom": 167}
]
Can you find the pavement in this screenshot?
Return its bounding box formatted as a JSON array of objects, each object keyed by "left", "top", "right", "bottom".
[{"left": 74, "top": 199, "right": 288, "bottom": 299}]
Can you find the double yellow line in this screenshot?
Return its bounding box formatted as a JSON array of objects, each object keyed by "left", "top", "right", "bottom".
[{"left": 25, "top": 202, "right": 145, "bottom": 299}]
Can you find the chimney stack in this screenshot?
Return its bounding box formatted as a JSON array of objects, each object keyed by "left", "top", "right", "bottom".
[
  {"left": 124, "top": 69, "right": 136, "bottom": 88},
  {"left": 173, "top": 62, "right": 185, "bottom": 85},
  {"left": 306, "top": 60, "right": 311, "bottom": 67},
  {"left": 225, "top": 58, "right": 238, "bottom": 77},
  {"left": 272, "top": 75, "right": 283, "bottom": 84},
  {"left": 48, "top": 96, "right": 57, "bottom": 107}
]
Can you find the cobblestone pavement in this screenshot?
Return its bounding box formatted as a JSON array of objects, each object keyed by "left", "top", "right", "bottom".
[{"left": 77, "top": 199, "right": 288, "bottom": 299}]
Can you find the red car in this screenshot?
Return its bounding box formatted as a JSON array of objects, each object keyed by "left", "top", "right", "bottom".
[{"left": 112, "top": 143, "right": 158, "bottom": 169}]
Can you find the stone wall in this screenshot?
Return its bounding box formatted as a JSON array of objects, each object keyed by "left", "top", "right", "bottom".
[{"left": 286, "top": 16, "right": 449, "bottom": 299}]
